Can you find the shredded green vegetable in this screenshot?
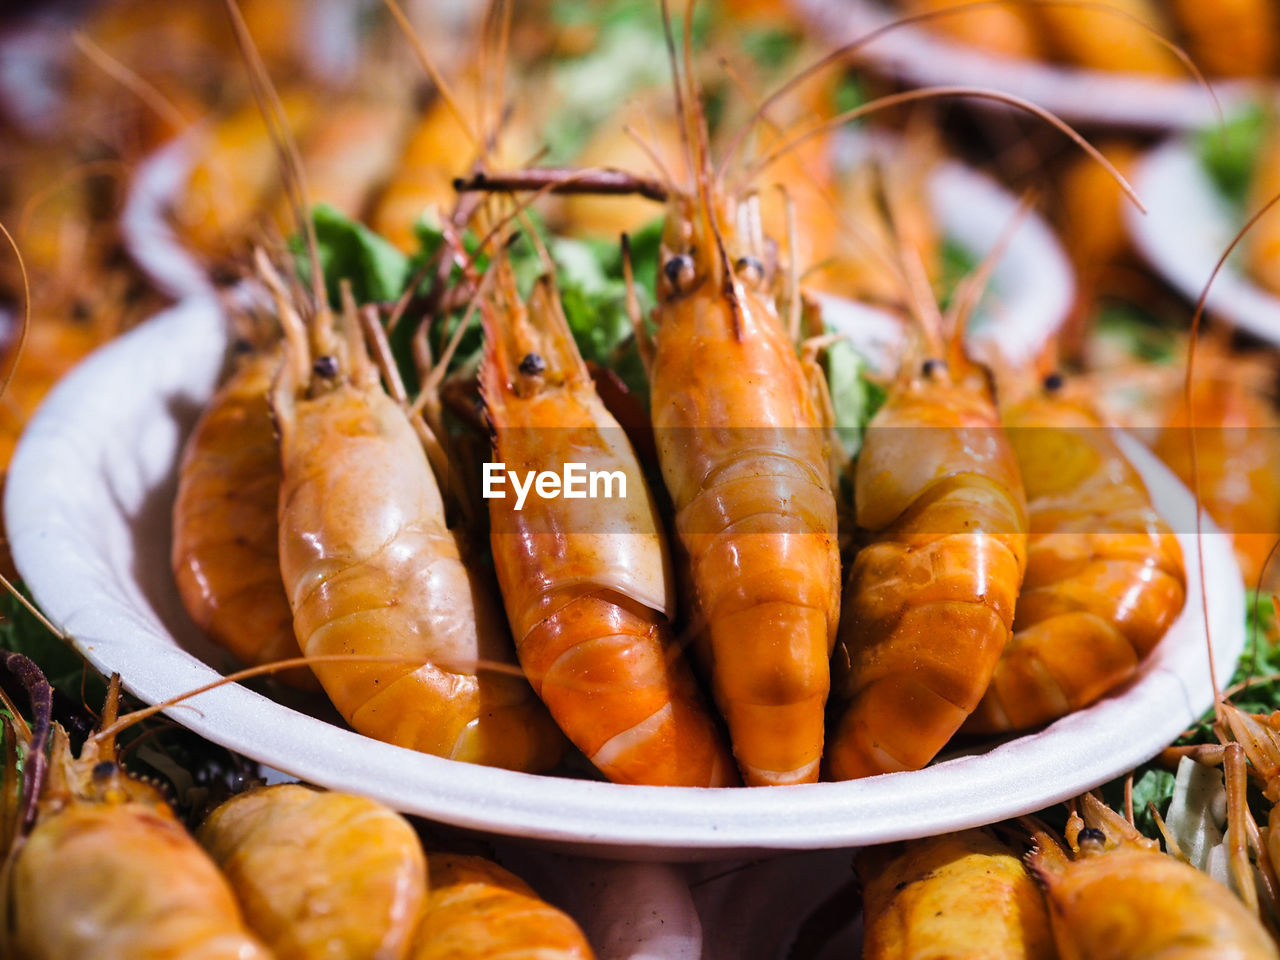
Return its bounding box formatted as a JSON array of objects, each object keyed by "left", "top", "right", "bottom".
[{"left": 1197, "top": 102, "right": 1268, "bottom": 211}]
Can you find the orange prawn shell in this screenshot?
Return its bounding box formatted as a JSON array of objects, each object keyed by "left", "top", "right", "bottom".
[
  {"left": 10, "top": 731, "right": 270, "bottom": 960},
  {"left": 967, "top": 392, "right": 1185, "bottom": 732},
  {"left": 413, "top": 854, "right": 594, "bottom": 960},
  {"left": 649, "top": 213, "right": 841, "bottom": 785},
  {"left": 1031, "top": 830, "right": 1278, "bottom": 960},
  {"left": 275, "top": 377, "right": 562, "bottom": 772},
  {"left": 859, "top": 829, "right": 1056, "bottom": 960},
  {"left": 480, "top": 278, "right": 733, "bottom": 787},
  {"left": 830, "top": 369, "right": 1027, "bottom": 779},
  {"left": 198, "top": 783, "right": 427, "bottom": 960},
  {"left": 172, "top": 346, "right": 314, "bottom": 689}
]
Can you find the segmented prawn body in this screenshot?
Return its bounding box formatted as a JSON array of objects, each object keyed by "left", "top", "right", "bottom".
[
  {"left": 270, "top": 272, "right": 562, "bottom": 771},
  {"left": 828, "top": 360, "right": 1027, "bottom": 780},
  {"left": 1028, "top": 794, "right": 1278, "bottom": 960},
  {"left": 480, "top": 266, "right": 734, "bottom": 786},
  {"left": 649, "top": 189, "right": 841, "bottom": 786},
  {"left": 965, "top": 385, "right": 1185, "bottom": 733},
  {"left": 858, "top": 828, "right": 1056, "bottom": 960},
  {"left": 172, "top": 341, "right": 315, "bottom": 689},
  {"left": 7, "top": 725, "right": 271, "bottom": 960},
  {"left": 198, "top": 783, "right": 426, "bottom": 960},
  {"left": 412, "top": 854, "right": 594, "bottom": 960}
]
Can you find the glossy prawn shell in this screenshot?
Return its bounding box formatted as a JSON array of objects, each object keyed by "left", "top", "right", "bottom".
[
  {"left": 481, "top": 288, "right": 734, "bottom": 787},
  {"left": 275, "top": 381, "right": 562, "bottom": 771},
  {"left": 198, "top": 784, "right": 426, "bottom": 960},
  {"left": 965, "top": 395, "right": 1185, "bottom": 732},
  {"left": 650, "top": 281, "right": 840, "bottom": 786},
  {"left": 859, "top": 829, "right": 1056, "bottom": 960},
  {"left": 12, "top": 800, "right": 271, "bottom": 960},
  {"left": 828, "top": 374, "right": 1027, "bottom": 780},
  {"left": 1031, "top": 844, "right": 1278, "bottom": 960},
  {"left": 412, "top": 854, "right": 594, "bottom": 960},
  {"left": 172, "top": 348, "right": 314, "bottom": 689}
]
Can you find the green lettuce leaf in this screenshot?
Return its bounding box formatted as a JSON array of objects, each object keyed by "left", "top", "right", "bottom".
[{"left": 1197, "top": 102, "right": 1267, "bottom": 210}]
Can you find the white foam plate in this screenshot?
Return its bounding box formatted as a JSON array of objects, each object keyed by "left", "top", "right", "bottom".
[
  {"left": 5, "top": 290, "right": 1242, "bottom": 860},
  {"left": 797, "top": 0, "right": 1245, "bottom": 131},
  {"left": 1127, "top": 136, "right": 1280, "bottom": 344}
]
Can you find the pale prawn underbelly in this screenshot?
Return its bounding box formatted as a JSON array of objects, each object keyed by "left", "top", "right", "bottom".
[{"left": 277, "top": 387, "right": 562, "bottom": 773}]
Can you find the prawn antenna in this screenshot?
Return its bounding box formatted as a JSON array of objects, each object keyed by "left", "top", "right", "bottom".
[
  {"left": 1184, "top": 188, "right": 1280, "bottom": 724},
  {"left": 744, "top": 86, "right": 1144, "bottom": 217},
  {"left": 944, "top": 189, "right": 1038, "bottom": 361},
  {"left": 718, "top": 0, "right": 1219, "bottom": 179},
  {"left": 381, "top": 0, "right": 481, "bottom": 151},
  {"left": 0, "top": 653, "right": 53, "bottom": 831},
  {"left": 88, "top": 652, "right": 532, "bottom": 747},
  {"left": 659, "top": 0, "right": 697, "bottom": 199},
  {"left": 716, "top": 55, "right": 910, "bottom": 305},
  {"left": 222, "top": 0, "right": 326, "bottom": 318},
  {"left": 622, "top": 123, "right": 679, "bottom": 197},
  {"left": 71, "top": 31, "right": 191, "bottom": 137},
  {"left": 0, "top": 221, "right": 30, "bottom": 402}
]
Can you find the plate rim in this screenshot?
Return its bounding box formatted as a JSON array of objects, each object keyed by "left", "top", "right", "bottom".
[{"left": 1127, "top": 135, "right": 1280, "bottom": 346}]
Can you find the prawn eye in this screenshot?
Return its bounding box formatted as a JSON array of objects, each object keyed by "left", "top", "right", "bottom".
[
  {"left": 1077, "top": 827, "right": 1107, "bottom": 849},
  {"left": 1043, "top": 371, "right": 1065, "bottom": 393},
  {"left": 735, "top": 256, "right": 765, "bottom": 289},
  {"left": 663, "top": 254, "right": 696, "bottom": 295},
  {"left": 313, "top": 355, "right": 339, "bottom": 378},
  {"left": 232, "top": 338, "right": 254, "bottom": 355},
  {"left": 921, "top": 358, "right": 947, "bottom": 379},
  {"left": 518, "top": 352, "right": 546, "bottom": 377},
  {"left": 92, "top": 761, "right": 117, "bottom": 780}
]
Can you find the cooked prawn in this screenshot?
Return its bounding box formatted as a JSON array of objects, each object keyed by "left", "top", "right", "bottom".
[
  {"left": 480, "top": 255, "right": 734, "bottom": 786},
  {"left": 1027, "top": 793, "right": 1278, "bottom": 960},
  {"left": 198, "top": 783, "right": 426, "bottom": 960},
  {"left": 3, "top": 663, "right": 272, "bottom": 960},
  {"left": 268, "top": 258, "right": 562, "bottom": 770},
  {"left": 859, "top": 828, "right": 1056, "bottom": 960},
  {"left": 172, "top": 333, "right": 315, "bottom": 690},
  {"left": 828, "top": 342, "right": 1027, "bottom": 779},
  {"left": 965, "top": 372, "right": 1186, "bottom": 733},
  {"left": 412, "top": 853, "right": 594, "bottom": 960}
]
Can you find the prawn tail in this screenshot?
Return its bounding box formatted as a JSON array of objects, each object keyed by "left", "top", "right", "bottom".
[{"left": 522, "top": 593, "right": 738, "bottom": 787}]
